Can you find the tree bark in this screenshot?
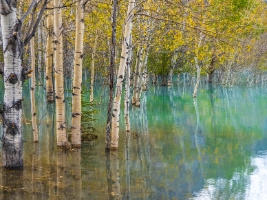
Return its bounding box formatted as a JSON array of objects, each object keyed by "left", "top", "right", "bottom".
[
  {"left": 208, "top": 49, "right": 216, "bottom": 83},
  {"left": 168, "top": 50, "right": 178, "bottom": 86},
  {"left": 71, "top": 0, "right": 84, "bottom": 148},
  {"left": 111, "top": 0, "right": 135, "bottom": 150},
  {"left": 105, "top": 0, "right": 118, "bottom": 150},
  {"left": 124, "top": 35, "right": 132, "bottom": 133},
  {"left": 193, "top": 57, "right": 201, "bottom": 98},
  {"left": 45, "top": 2, "right": 54, "bottom": 102},
  {"left": 132, "top": 47, "right": 143, "bottom": 106},
  {"left": 90, "top": 34, "right": 98, "bottom": 103},
  {"left": 141, "top": 46, "right": 149, "bottom": 91},
  {"left": 30, "top": 36, "right": 38, "bottom": 142},
  {"left": 54, "top": 0, "right": 68, "bottom": 147},
  {"left": 37, "top": 22, "right": 42, "bottom": 84},
  {"left": 0, "top": 1, "right": 24, "bottom": 168}
]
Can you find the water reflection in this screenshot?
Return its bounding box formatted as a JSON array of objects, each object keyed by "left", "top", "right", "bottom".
[{"left": 0, "top": 81, "right": 267, "bottom": 199}]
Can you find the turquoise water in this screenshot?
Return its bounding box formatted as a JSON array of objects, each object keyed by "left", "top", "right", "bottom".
[{"left": 0, "top": 81, "right": 267, "bottom": 199}]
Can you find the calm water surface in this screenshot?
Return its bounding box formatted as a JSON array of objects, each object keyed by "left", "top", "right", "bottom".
[{"left": 0, "top": 81, "right": 267, "bottom": 200}]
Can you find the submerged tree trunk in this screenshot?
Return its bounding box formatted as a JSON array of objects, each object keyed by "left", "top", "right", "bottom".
[
  {"left": 45, "top": 3, "right": 54, "bottom": 102},
  {"left": 54, "top": 0, "right": 68, "bottom": 147},
  {"left": 105, "top": 0, "right": 117, "bottom": 150},
  {"left": 0, "top": 1, "right": 24, "bottom": 168},
  {"left": 111, "top": 0, "right": 135, "bottom": 150},
  {"left": 30, "top": 36, "right": 38, "bottom": 142},
  {"left": 71, "top": 0, "right": 84, "bottom": 148}
]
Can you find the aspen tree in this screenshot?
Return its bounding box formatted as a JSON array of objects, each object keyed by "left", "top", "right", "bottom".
[
  {"left": 168, "top": 50, "right": 178, "bottom": 86},
  {"left": 71, "top": 0, "right": 85, "bottom": 148},
  {"left": 110, "top": 0, "right": 135, "bottom": 150},
  {"left": 105, "top": 0, "right": 118, "bottom": 150},
  {"left": 90, "top": 34, "right": 98, "bottom": 103},
  {"left": 124, "top": 35, "right": 132, "bottom": 132},
  {"left": 132, "top": 47, "right": 143, "bottom": 107},
  {"left": 0, "top": 0, "right": 24, "bottom": 168},
  {"left": 141, "top": 46, "right": 149, "bottom": 91},
  {"left": 37, "top": 23, "right": 42, "bottom": 83},
  {"left": 30, "top": 35, "right": 38, "bottom": 142},
  {"left": 54, "top": 0, "right": 68, "bottom": 147},
  {"left": 45, "top": 2, "right": 54, "bottom": 102}
]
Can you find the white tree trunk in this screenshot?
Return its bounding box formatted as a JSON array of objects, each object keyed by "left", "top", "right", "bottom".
[
  {"left": 54, "top": 0, "right": 68, "bottom": 147},
  {"left": 90, "top": 35, "right": 98, "bottom": 103},
  {"left": 45, "top": 4, "right": 54, "bottom": 102},
  {"left": 193, "top": 57, "right": 201, "bottom": 98},
  {"left": 124, "top": 35, "right": 132, "bottom": 132},
  {"left": 110, "top": 0, "right": 135, "bottom": 150},
  {"left": 168, "top": 51, "right": 178, "bottom": 86},
  {"left": 132, "top": 47, "right": 140, "bottom": 105},
  {"left": 0, "top": 3, "right": 23, "bottom": 168},
  {"left": 134, "top": 47, "right": 143, "bottom": 107},
  {"left": 132, "top": 47, "right": 143, "bottom": 107},
  {"left": 141, "top": 46, "right": 149, "bottom": 91},
  {"left": 71, "top": 0, "right": 84, "bottom": 148},
  {"left": 37, "top": 23, "right": 42, "bottom": 84},
  {"left": 30, "top": 36, "right": 38, "bottom": 142}
]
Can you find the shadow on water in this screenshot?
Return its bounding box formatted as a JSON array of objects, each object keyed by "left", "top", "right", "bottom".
[{"left": 0, "top": 79, "right": 267, "bottom": 199}]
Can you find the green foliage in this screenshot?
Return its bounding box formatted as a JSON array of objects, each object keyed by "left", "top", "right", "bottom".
[
  {"left": 81, "top": 85, "right": 98, "bottom": 134},
  {"left": 67, "top": 84, "right": 98, "bottom": 136}
]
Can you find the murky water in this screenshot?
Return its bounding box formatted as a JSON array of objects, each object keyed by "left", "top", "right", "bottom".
[{"left": 1, "top": 80, "right": 267, "bottom": 199}]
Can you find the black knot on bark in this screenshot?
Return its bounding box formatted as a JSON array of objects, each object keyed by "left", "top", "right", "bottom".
[
  {"left": 21, "top": 65, "right": 32, "bottom": 83},
  {"left": 55, "top": 96, "right": 61, "bottom": 99},
  {"left": 7, "top": 73, "right": 19, "bottom": 84},
  {"left": 12, "top": 98, "right": 24, "bottom": 110},
  {"left": 6, "top": 123, "right": 19, "bottom": 136},
  {"left": 58, "top": 124, "right": 66, "bottom": 130},
  {"left": 72, "top": 113, "right": 81, "bottom": 118}
]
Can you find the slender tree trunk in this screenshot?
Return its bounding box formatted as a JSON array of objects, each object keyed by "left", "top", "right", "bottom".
[
  {"left": 71, "top": 0, "right": 84, "bottom": 148},
  {"left": 37, "top": 23, "right": 42, "bottom": 84},
  {"left": 105, "top": 0, "right": 118, "bottom": 150},
  {"left": 193, "top": 57, "right": 201, "bottom": 98},
  {"left": 0, "top": 1, "right": 24, "bottom": 169},
  {"left": 90, "top": 34, "right": 98, "bottom": 103},
  {"left": 168, "top": 51, "right": 178, "bottom": 86},
  {"left": 111, "top": 0, "right": 135, "bottom": 150},
  {"left": 124, "top": 35, "right": 132, "bottom": 133},
  {"left": 134, "top": 47, "right": 143, "bottom": 107},
  {"left": 141, "top": 46, "right": 149, "bottom": 91},
  {"left": 30, "top": 36, "right": 38, "bottom": 142},
  {"left": 208, "top": 49, "right": 216, "bottom": 83},
  {"left": 132, "top": 47, "right": 143, "bottom": 107},
  {"left": 54, "top": 0, "right": 68, "bottom": 147},
  {"left": 132, "top": 47, "right": 140, "bottom": 105},
  {"left": 45, "top": 3, "right": 54, "bottom": 102},
  {"left": 152, "top": 73, "right": 157, "bottom": 84}
]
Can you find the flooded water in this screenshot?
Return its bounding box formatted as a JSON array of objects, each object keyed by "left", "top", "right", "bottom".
[{"left": 1, "top": 80, "right": 267, "bottom": 199}]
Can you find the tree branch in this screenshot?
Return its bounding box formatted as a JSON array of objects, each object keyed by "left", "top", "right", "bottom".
[{"left": 24, "top": 0, "right": 49, "bottom": 45}]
